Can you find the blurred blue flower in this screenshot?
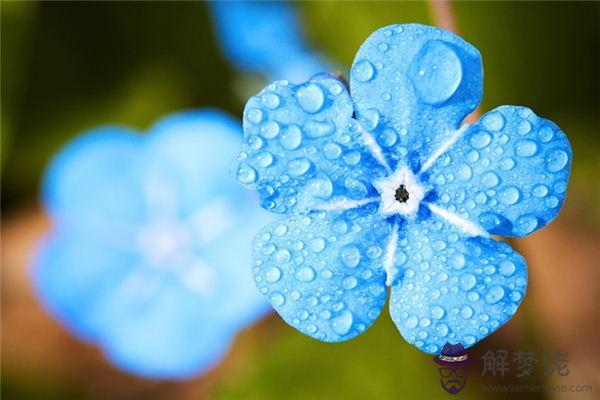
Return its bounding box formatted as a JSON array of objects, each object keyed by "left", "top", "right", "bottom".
[
  {"left": 33, "top": 110, "right": 274, "bottom": 378},
  {"left": 209, "top": 1, "right": 327, "bottom": 82},
  {"left": 235, "top": 24, "right": 572, "bottom": 353}
]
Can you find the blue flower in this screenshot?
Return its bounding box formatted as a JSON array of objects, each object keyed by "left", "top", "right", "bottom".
[
  {"left": 235, "top": 24, "right": 572, "bottom": 353},
  {"left": 33, "top": 110, "right": 274, "bottom": 378},
  {"left": 209, "top": 1, "right": 327, "bottom": 82}
]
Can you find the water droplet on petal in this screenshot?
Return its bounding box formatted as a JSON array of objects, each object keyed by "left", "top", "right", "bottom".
[
  {"left": 332, "top": 310, "right": 354, "bottom": 335},
  {"left": 545, "top": 149, "right": 569, "bottom": 172},
  {"left": 295, "top": 83, "right": 325, "bottom": 113},
  {"left": 499, "top": 186, "right": 520, "bottom": 205},
  {"left": 481, "top": 171, "right": 500, "bottom": 187},
  {"left": 259, "top": 121, "right": 280, "bottom": 139},
  {"left": 409, "top": 40, "right": 463, "bottom": 105},
  {"left": 280, "top": 124, "right": 302, "bottom": 149},
  {"left": 295, "top": 266, "right": 316, "bottom": 282},
  {"left": 515, "top": 139, "right": 538, "bottom": 157},
  {"left": 236, "top": 162, "right": 257, "bottom": 184},
  {"left": 261, "top": 93, "right": 280, "bottom": 110},
  {"left": 304, "top": 120, "right": 335, "bottom": 138},
  {"left": 459, "top": 273, "right": 476, "bottom": 291},
  {"left": 485, "top": 285, "right": 505, "bottom": 304},
  {"left": 270, "top": 292, "right": 285, "bottom": 306},
  {"left": 470, "top": 130, "right": 492, "bottom": 149},
  {"left": 265, "top": 266, "right": 282, "bottom": 283},
  {"left": 246, "top": 108, "right": 264, "bottom": 124},
  {"left": 482, "top": 111, "right": 505, "bottom": 131},
  {"left": 288, "top": 158, "right": 312, "bottom": 176},
  {"left": 499, "top": 260, "right": 516, "bottom": 276},
  {"left": 460, "top": 305, "right": 474, "bottom": 319},
  {"left": 431, "top": 306, "right": 446, "bottom": 319},
  {"left": 340, "top": 245, "right": 361, "bottom": 268},
  {"left": 352, "top": 59, "right": 375, "bottom": 82},
  {"left": 405, "top": 315, "right": 419, "bottom": 329}
]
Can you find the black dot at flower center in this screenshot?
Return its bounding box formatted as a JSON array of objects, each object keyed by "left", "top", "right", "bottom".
[{"left": 395, "top": 185, "right": 410, "bottom": 203}]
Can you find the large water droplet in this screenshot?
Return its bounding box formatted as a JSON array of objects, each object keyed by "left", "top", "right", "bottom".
[
  {"left": 254, "top": 151, "right": 273, "bottom": 167},
  {"left": 295, "top": 266, "right": 316, "bottom": 282},
  {"left": 310, "top": 237, "right": 326, "bottom": 252},
  {"left": 408, "top": 40, "right": 463, "bottom": 105},
  {"left": 280, "top": 124, "right": 302, "bottom": 150},
  {"left": 481, "top": 171, "right": 500, "bottom": 187},
  {"left": 515, "top": 139, "right": 538, "bottom": 157},
  {"left": 340, "top": 245, "right": 361, "bottom": 268},
  {"left": 545, "top": 149, "right": 569, "bottom": 172},
  {"left": 323, "top": 142, "right": 342, "bottom": 159},
  {"left": 295, "top": 83, "right": 325, "bottom": 113},
  {"left": 470, "top": 130, "right": 492, "bottom": 149},
  {"left": 259, "top": 121, "right": 280, "bottom": 139},
  {"left": 304, "top": 120, "right": 335, "bottom": 138},
  {"left": 431, "top": 306, "right": 446, "bottom": 319},
  {"left": 485, "top": 285, "right": 505, "bottom": 304},
  {"left": 499, "top": 186, "right": 520, "bottom": 205},
  {"left": 460, "top": 273, "right": 476, "bottom": 291},
  {"left": 270, "top": 292, "right": 285, "bottom": 306},
  {"left": 265, "top": 266, "right": 282, "bottom": 283},
  {"left": 360, "top": 108, "right": 380, "bottom": 131},
  {"left": 482, "top": 111, "right": 505, "bottom": 131},
  {"left": 532, "top": 184, "right": 549, "bottom": 198},
  {"left": 274, "top": 249, "right": 291, "bottom": 264},
  {"left": 331, "top": 310, "right": 354, "bottom": 335},
  {"left": 405, "top": 315, "right": 419, "bottom": 329},
  {"left": 236, "top": 162, "right": 257, "bottom": 184},
  {"left": 306, "top": 176, "right": 333, "bottom": 199},
  {"left": 499, "top": 260, "right": 516, "bottom": 276},
  {"left": 246, "top": 108, "right": 264, "bottom": 124},
  {"left": 460, "top": 305, "right": 474, "bottom": 319},
  {"left": 352, "top": 59, "right": 375, "bottom": 82},
  {"left": 288, "top": 158, "right": 312, "bottom": 176},
  {"left": 457, "top": 163, "right": 473, "bottom": 181},
  {"left": 342, "top": 276, "right": 358, "bottom": 290},
  {"left": 261, "top": 93, "right": 280, "bottom": 110}
]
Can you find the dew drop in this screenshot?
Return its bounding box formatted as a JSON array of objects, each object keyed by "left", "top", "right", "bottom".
[
  {"left": 254, "top": 151, "right": 273, "bottom": 167},
  {"left": 274, "top": 249, "right": 291, "bottom": 264},
  {"left": 469, "top": 131, "right": 492, "bottom": 149},
  {"left": 340, "top": 245, "right": 361, "bottom": 268},
  {"left": 259, "top": 120, "right": 280, "bottom": 139},
  {"left": 499, "top": 186, "right": 520, "bottom": 205},
  {"left": 265, "top": 266, "right": 282, "bottom": 283},
  {"left": 295, "top": 266, "right": 316, "bottom": 282},
  {"left": 460, "top": 273, "right": 476, "bottom": 291},
  {"left": 405, "top": 315, "right": 419, "bottom": 329},
  {"left": 499, "top": 260, "right": 516, "bottom": 276},
  {"left": 288, "top": 158, "right": 312, "bottom": 176},
  {"left": 304, "top": 120, "right": 335, "bottom": 138},
  {"left": 431, "top": 306, "right": 446, "bottom": 320},
  {"left": 270, "top": 292, "right": 285, "bottom": 306},
  {"left": 342, "top": 276, "right": 358, "bottom": 290},
  {"left": 306, "top": 176, "right": 333, "bottom": 199},
  {"left": 261, "top": 93, "right": 280, "bottom": 110},
  {"left": 310, "top": 237, "right": 326, "bottom": 252},
  {"left": 456, "top": 163, "right": 473, "bottom": 181},
  {"left": 545, "top": 149, "right": 569, "bottom": 172},
  {"left": 515, "top": 139, "right": 538, "bottom": 157},
  {"left": 481, "top": 171, "right": 500, "bottom": 187},
  {"left": 482, "top": 111, "right": 505, "bottom": 131},
  {"left": 295, "top": 83, "right": 325, "bottom": 113},
  {"left": 485, "top": 285, "right": 505, "bottom": 304},
  {"left": 246, "top": 108, "right": 264, "bottom": 124},
  {"left": 236, "top": 162, "right": 257, "bottom": 184},
  {"left": 280, "top": 124, "right": 302, "bottom": 150},
  {"left": 460, "top": 305, "right": 474, "bottom": 319},
  {"left": 352, "top": 60, "right": 375, "bottom": 82}
]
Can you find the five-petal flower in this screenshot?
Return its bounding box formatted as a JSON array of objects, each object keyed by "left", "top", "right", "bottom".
[
  {"left": 33, "top": 110, "right": 274, "bottom": 378},
  {"left": 235, "top": 24, "right": 572, "bottom": 353}
]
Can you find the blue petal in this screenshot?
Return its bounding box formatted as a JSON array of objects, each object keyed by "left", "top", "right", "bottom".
[
  {"left": 253, "top": 205, "right": 391, "bottom": 342},
  {"left": 209, "top": 1, "right": 326, "bottom": 82},
  {"left": 97, "top": 280, "right": 234, "bottom": 379},
  {"left": 144, "top": 110, "right": 275, "bottom": 328},
  {"left": 238, "top": 76, "right": 388, "bottom": 214},
  {"left": 32, "top": 234, "right": 137, "bottom": 340},
  {"left": 43, "top": 128, "right": 146, "bottom": 235},
  {"left": 350, "top": 24, "right": 483, "bottom": 170},
  {"left": 389, "top": 215, "right": 527, "bottom": 354},
  {"left": 425, "top": 106, "right": 572, "bottom": 237}
]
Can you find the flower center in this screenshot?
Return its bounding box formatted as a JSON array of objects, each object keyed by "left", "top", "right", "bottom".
[
  {"left": 395, "top": 184, "right": 410, "bottom": 203},
  {"left": 372, "top": 166, "right": 426, "bottom": 218}
]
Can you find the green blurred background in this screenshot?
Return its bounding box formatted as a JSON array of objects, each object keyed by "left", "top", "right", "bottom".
[{"left": 2, "top": 1, "right": 598, "bottom": 399}]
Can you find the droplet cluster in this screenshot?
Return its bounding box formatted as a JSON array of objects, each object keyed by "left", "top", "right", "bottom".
[
  {"left": 426, "top": 105, "right": 571, "bottom": 237},
  {"left": 253, "top": 206, "right": 391, "bottom": 342},
  {"left": 389, "top": 217, "right": 527, "bottom": 354},
  {"left": 238, "top": 76, "right": 386, "bottom": 214}
]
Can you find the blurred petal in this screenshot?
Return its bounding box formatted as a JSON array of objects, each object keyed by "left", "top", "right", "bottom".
[
  {"left": 238, "top": 76, "right": 388, "bottom": 214},
  {"left": 424, "top": 106, "right": 572, "bottom": 237},
  {"left": 32, "top": 234, "right": 136, "bottom": 340},
  {"left": 389, "top": 214, "right": 527, "bottom": 354},
  {"left": 253, "top": 205, "right": 391, "bottom": 342},
  {"left": 209, "top": 1, "right": 326, "bottom": 81},
  {"left": 43, "top": 128, "right": 146, "bottom": 237},
  {"left": 350, "top": 23, "right": 483, "bottom": 170}
]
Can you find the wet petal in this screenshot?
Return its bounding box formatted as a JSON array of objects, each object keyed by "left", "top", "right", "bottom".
[
  {"left": 238, "top": 76, "right": 388, "bottom": 214},
  {"left": 350, "top": 23, "right": 483, "bottom": 170},
  {"left": 424, "top": 106, "right": 572, "bottom": 237},
  {"left": 389, "top": 214, "right": 527, "bottom": 354},
  {"left": 253, "top": 205, "right": 391, "bottom": 341}
]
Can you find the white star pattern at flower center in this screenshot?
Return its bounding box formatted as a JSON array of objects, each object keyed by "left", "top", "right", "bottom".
[{"left": 372, "top": 166, "right": 426, "bottom": 218}]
